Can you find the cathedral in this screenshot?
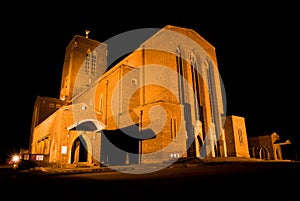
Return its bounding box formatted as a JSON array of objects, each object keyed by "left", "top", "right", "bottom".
[{"left": 28, "top": 25, "right": 251, "bottom": 167}]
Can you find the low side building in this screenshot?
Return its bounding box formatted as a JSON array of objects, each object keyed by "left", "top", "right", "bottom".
[{"left": 248, "top": 132, "right": 292, "bottom": 160}]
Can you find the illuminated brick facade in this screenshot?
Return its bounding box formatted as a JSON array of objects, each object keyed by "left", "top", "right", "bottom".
[{"left": 29, "top": 25, "right": 231, "bottom": 166}]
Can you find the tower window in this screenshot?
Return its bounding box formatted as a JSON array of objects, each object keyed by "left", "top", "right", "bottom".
[
  {"left": 238, "top": 128, "right": 244, "bottom": 145},
  {"left": 85, "top": 50, "right": 97, "bottom": 76},
  {"left": 91, "top": 54, "right": 97, "bottom": 76},
  {"left": 85, "top": 54, "right": 90, "bottom": 73}
]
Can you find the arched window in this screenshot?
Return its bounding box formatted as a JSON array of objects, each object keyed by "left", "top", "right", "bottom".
[
  {"left": 190, "top": 52, "right": 201, "bottom": 119},
  {"left": 176, "top": 47, "right": 184, "bottom": 103},
  {"left": 91, "top": 51, "right": 97, "bottom": 76},
  {"left": 205, "top": 59, "right": 215, "bottom": 122},
  {"left": 238, "top": 128, "right": 244, "bottom": 145},
  {"left": 85, "top": 48, "right": 91, "bottom": 74},
  {"left": 85, "top": 49, "right": 97, "bottom": 76}
]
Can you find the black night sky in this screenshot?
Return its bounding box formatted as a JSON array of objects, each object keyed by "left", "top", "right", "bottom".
[{"left": 1, "top": 2, "right": 299, "bottom": 162}]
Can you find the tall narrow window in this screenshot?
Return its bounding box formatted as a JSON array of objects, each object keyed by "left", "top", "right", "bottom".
[
  {"left": 191, "top": 53, "right": 201, "bottom": 120},
  {"left": 85, "top": 49, "right": 91, "bottom": 74},
  {"left": 176, "top": 48, "right": 183, "bottom": 76},
  {"left": 206, "top": 60, "right": 215, "bottom": 122},
  {"left": 238, "top": 128, "right": 244, "bottom": 145},
  {"left": 99, "top": 94, "right": 103, "bottom": 112},
  {"left": 176, "top": 47, "right": 184, "bottom": 103},
  {"left": 171, "top": 118, "right": 177, "bottom": 139}
]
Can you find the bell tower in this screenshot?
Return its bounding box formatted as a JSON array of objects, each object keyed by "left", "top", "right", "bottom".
[{"left": 59, "top": 31, "right": 108, "bottom": 102}]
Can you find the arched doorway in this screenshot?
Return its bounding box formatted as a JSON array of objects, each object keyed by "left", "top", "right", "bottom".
[
  {"left": 67, "top": 118, "right": 106, "bottom": 166},
  {"left": 71, "top": 136, "right": 88, "bottom": 164},
  {"left": 259, "top": 146, "right": 270, "bottom": 160}
]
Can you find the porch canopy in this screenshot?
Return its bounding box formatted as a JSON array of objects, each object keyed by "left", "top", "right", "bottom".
[{"left": 67, "top": 118, "right": 106, "bottom": 132}]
